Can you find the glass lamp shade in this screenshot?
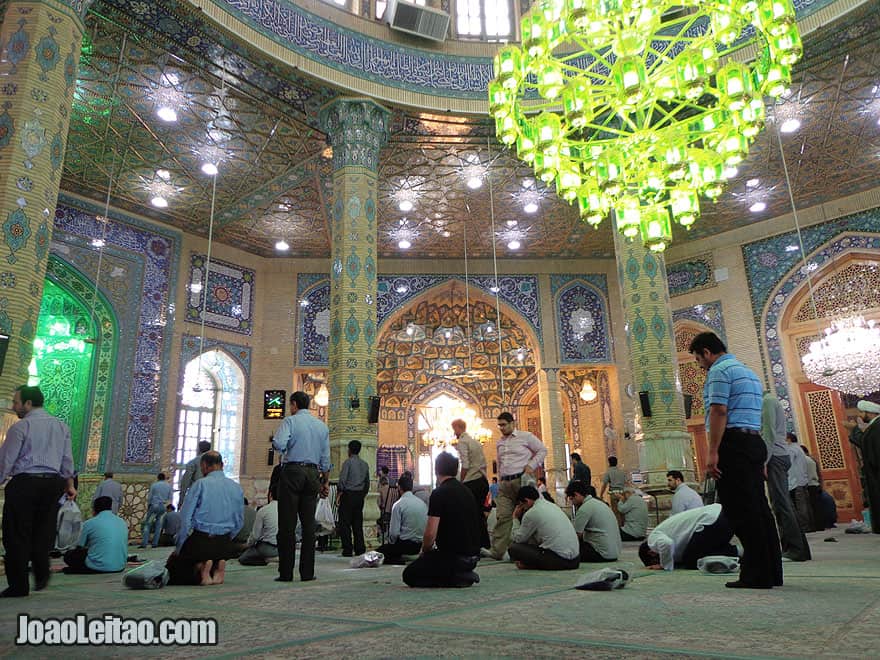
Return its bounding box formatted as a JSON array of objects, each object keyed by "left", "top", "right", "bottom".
[
  {"left": 757, "top": 0, "right": 796, "bottom": 37},
  {"left": 496, "top": 113, "right": 519, "bottom": 145},
  {"left": 662, "top": 141, "right": 687, "bottom": 181},
  {"left": 556, "top": 160, "right": 582, "bottom": 201},
  {"left": 735, "top": 0, "right": 759, "bottom": 17},
  {"left": 770, "top": 25, "right": 803, "bottom": 66},
  {"left": 720, "top": 132, "right": 749, "bottom": 166},
  {"left": 488, "top": 81, "right": 511, "bottom": 119},
  {"left": 580, "top": 380, "right": 598, "bottom": 402},
  {"left": 655, "top": 68, "right": 677, "bottom": 101},
  {"left": 612, "top": 57, "right": 648, "bottom": 109},
  {"left": 577, "top": 184, "right": 608, "bottom": 227},
  {"left": 670, "top": 186, "right": 700, "bottom": 228},
  {"left": 717, "top": 62, "right": 754, "bottom": 111},
  {"left": 535, "top": 112, "right": 562, "bottom": 149},
  {"left": 640, "top": 206, "right": 672, "bottom": 252},
  {"left": 493, "top": 46, "right": 523, "bottom": 90},
  {"left": 534, "top": 149, "right": 561, "bottom": 184},
  {"left": 315, "top": 384, "right": 329, "bottom": 407},
  {"left": 676, "top": 51, "right": 709, "bottom": 100},
  {"left": 761, "top": 63, "right": 791, "bottom": 97},
  {"left": 538, "top": 62, "right": 565, "bottom": 100},
  {"left": 615, "top": 196, "right": 642, "bottom": 238},
  {"left": 711, "top": 6, "right": 742, "bottom": 45},
  {"left": 522, "top": 13, "right": 548, "bottom": 59},
  {"left": 516, "top": 123, "right": 537, "bottom": 163},
  {"left": 563, "top": 79, "right": 593, "bottom": 128},
  {"left": 734, "top": 99, "right": 765, "bottom": 137},
  {"left": 640, "top": 165, "right": 665, "bottom": 199},
  {"left": 540, "top": 0, "right": 565, "bottom": 22},
  {"left": 596, "top": 153, "right": 625, "bottom": 195},
  {"left": 565, "top": 0, "right": 591, "bottom": 30}
]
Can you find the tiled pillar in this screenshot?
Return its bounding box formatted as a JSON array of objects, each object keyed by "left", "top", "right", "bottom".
[
  {"left": 0, "top": 1, "right": 94, "bottom": 417},
  {"left": 537, "top": 368, "right": 568, "bottom": 500},
  {"left": 613, "top": 227, "right": 693, "bottom": 492},
  {"left": 319, "top": 99, "right": 389, "bottom": 539}
]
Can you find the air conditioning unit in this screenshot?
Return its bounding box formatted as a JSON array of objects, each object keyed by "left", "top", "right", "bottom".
[{"left": 386, "top": 0, "right": 450, "bottom": 42}]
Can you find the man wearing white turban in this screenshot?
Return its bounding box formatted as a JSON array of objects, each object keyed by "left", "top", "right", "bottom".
[{"left": 845, "top": 400, "right": 880, "bottom": 533}]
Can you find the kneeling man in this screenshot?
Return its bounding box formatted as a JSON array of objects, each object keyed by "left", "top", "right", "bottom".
[
  {"left": 638, "top": 503, "right": 738, "bottom": 572},
  {"left": 167, "top": 451, "right": 243, "bottom": 585},
  {"left": 63, "top": 496, "right": 128, "bottom": 574},
  {"left": 377, "top": 472, "right": 427, "bottom": 565},
  {"left": 509, "top": 485, "right": 580, "bottom": 570},
  {"left": 402, "top": 452, "right": 480, "bottom": 588}
]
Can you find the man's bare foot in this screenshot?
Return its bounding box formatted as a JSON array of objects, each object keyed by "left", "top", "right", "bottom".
[
  {"left": 211, "top": 560, "right": 227, "bottom": 585},
  {"left": 515, "top": 561, "right": 527, "bottom": 570},
  {"left": 198, "top": 560, "right": 214, "bottom": 585}
]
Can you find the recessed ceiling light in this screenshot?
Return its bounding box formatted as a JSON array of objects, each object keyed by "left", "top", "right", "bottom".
[
  {"left": 275, "top": 240, "right": 290, "bottom": 251},
  {"left": 466, "top": 176, "right": 483, "bottom": 190},
  {"left": 523, "top": 203, "right": 539, "bottom": 214},
  {"left": 201, "top": 162, "right": 218, "bottom": 176},
  {"left": 398, "top": 239, "right": 411, "bottom": 249},
  {"left": 749, "top": 201, "right": 766, "bottom": 213},
  {"left": 91, "top": 238, "right": 106, "bottom": 248},
  {"left": 156, "top": 106, "right": 177, "bottom": 122},
  {"left": 746, "top": 178, "right": 760, "bottom": 188},
  {"left": 156, "top": 169, "right": 171, "bottom": 180},
  {"left": 151, "top": 196, "right": 168, "bottom": 208},
  {"left": 780, "top": 118, "right": 800, "bottom": 133},
  {"left": 398, "top": 200, "right": 413, "bottom": 212},
  {"left": 507, "top": 240, "right": 521, "bottom": 250}
]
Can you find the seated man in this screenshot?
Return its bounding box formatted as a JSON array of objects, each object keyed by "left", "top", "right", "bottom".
[
  {"left": 402, "top": 453, "right": 480, "bottom": 588},
  {"left": 566, "top": 481, "right": 621, "bottom": 562},
  {"left": 63, "top": 496, "right": 128, "bottom": 574},
  {"left": 509, "top": 485, "right": 580, "bottom": 570},
  {"left": 668, "top": 470, "right": 703, "bottom": 515},
  {"left": 233, "top": 497, "right": 257, "bottom": 549},
  {"left": 239, "top": 487, "right": 279, "bottom": 566},
  {"left": 616, "top": 487, "right": 649, "bottom": 541},
  {"left": 166, "top": 451, "right": 243, "bottom": 586},
  {"left": 638, "top": 503, "right": 738, "bottom": 572},
  {"left": 377, "top": 472, "right": 427, "bottom": 565},
  {"left": 158, "top": 504, "right": 181, "bottom": 547}
]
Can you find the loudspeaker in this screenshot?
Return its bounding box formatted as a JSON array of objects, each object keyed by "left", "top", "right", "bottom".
[
  {"left": 267, "top": 448, "right": 275, "bottom": 466},
  {"left": 0, "top": 333, "right": 8, "bottom": 376},
  {"left": 367, "top": 396, "right": 381, "bottom": 424},
  {"left": 638, "top": 391, "right": 653, "bottom": 417},
  {"left": 683, "top": 393, "right": 694, "bottom": 419}
]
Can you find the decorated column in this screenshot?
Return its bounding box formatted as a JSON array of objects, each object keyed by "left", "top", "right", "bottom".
[
  {"left": 613, "top": 226, "right": 693, "bottom": 492},
  {"left": 537, "top": 367, "right": 568, "bottom": 499},
  {"left": 318, "top": 99, "right": 389, "bottom": 532},
  {"left": 0, "top": 1, "right": 95, "bottom": 424}
]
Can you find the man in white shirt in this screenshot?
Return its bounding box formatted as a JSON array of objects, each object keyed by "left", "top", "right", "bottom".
[
  {"left": 667, "top": 470, "right": 703, "bottom": 515},
  {"left": 639, "top": 504, "right": 738, "bottom": 572},
  {"left": 377, "top": 473, "right": 428, "bottom": 565},
  {"left": 508, "top": 485, "right": 579, "bottom": 571},
  {"left": 566, "top": 481, "right": 621, "bottom": 562},
  {"left": 487, "top": 412, "right": 547, "bottom": 561},
  {"left": 453, "top": 419, "right": 490, "bottom": 549},
  {"left": 786, "top": 432, "right": 812, "bottom": 532},
  {"left": 238, "top": 487, "right": 279, "bottom": 566}
]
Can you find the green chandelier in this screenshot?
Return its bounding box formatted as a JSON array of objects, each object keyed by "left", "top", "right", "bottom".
[{"left": 488, "top": 0, "right": 803, "bottom": 251}]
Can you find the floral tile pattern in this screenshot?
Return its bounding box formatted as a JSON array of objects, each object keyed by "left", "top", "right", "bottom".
[
  {"left": 553, "top": 276, "right": 612, "bottom": 363},
  {"left": 185, "top": 253, "right": 254, "bottom": 335},
  {"left": 666, "top": 254, "right": 715, "bottom": 297}
]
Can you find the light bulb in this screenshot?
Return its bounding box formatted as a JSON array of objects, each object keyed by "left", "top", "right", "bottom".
[
  {"left": 467, "top": 176, "right": 483, "bottom": 189},
  {"left": 275, "top": 240, "right": 290, "bottom": 251},
  {"left": 151, "top": 196, "right": 168, "bottom": 208},
  {"left": 156, "top": 106, "right": 177, "bottom": 122},
  {"left": 315, "top": 383, "right": 329, "bottom": 407},
  {"left": 780, "top": 118, "right": 800, "bottom": 133},
  {"left": 156, "top": 169, "right": 171, "bottom": 180},
  {"left": 746, "top": 178, "right": 760, "bottom": 187},
  {"left": 524, "top": 202, "right": 538, "bottom": 213},
  {"left": 201, "top": 162, "right": 218, "bottom": 176},
  {"left": 398, "top": 239, "right": 411, "bottom": 249},
  {"left": 507, "top": 240, "right": 521, "bottom": 250},
  {"left": 749, "top": 201, "right": 766, "bottom": 213},
  {"left": 399, "top": 200, "right": 413, "bottom": 212}
]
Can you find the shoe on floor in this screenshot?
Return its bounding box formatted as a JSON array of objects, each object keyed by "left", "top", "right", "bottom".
[
  {"left": 274, "top": 576, "right": 293, "bottom": 582},
  {"left": 725, "top": 580, "right": 772, "bottom": 589},
  {"left": 1, "top": 588, "right": 28, "bottom": 598}
]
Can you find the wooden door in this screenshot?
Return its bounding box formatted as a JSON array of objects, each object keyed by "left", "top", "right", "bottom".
[
  {"left": 798, "top": 382, "right": 864, "bottom": 523},
  {"left": 688, "top": 423, "right": 708, "bottom": 484}
]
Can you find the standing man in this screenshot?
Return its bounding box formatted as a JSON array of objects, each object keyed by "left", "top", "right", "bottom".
[
  {"left": 667, "top": 470, "right": 703, "bottom": 515},
  {"left": 179, "top": 440, "right": 212, "bottom": 506},
  {"left": 690, "top": 331, "right": 781, "bottom": 589},
  {"left": 845, "top": 400, "right": 880, "bottom": 533},
  {"left": 92, "top": 471, "right": 123, "bottom": 515},
  {"left": 0, "top": 386, "right": 75, "bottom": 597},
  {"left": 486, "top": 412, "right": 547, "bottom": 561},
  {"left": 272, "top": 391, "right": 331, "bottom": 582},
  {"left": 599, "top": 457, "right": 627, "bottom": 525},
  {"left": 571, "top": 452, "right": 592, "bottom": 486},
  {"left": 453, "top": 418, "right": 490, "bottom": 549},
  {"left": 337, "top": 440, "right": 371, "bottom": 557},
  {"left": 801, "top": 446, "right": 823, "bottom": 532},
  {"left": 140, "top": 473, "right": 172, "bottom": 548},
  {"left": 761, "top": 392, "right": 811, "bottom": 561}
]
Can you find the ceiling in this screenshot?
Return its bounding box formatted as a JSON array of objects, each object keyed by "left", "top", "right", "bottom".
[{"left": 61, "top": 1, "right": 880, "bottom": 259}]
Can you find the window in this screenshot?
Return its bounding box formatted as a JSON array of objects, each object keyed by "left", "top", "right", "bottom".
[
  {"left": 456, "top": 0, "right": 513, "bottom": 40},
  {"left": 376, "top": 0, "right": 425, "bottom": 22}
]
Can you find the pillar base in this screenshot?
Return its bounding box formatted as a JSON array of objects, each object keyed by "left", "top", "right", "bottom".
[{"left": 637, "top": 429, "right": 695, "bottom": 491}]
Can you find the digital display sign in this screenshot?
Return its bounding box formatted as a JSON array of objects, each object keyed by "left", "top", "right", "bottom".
[{"left": 263, "top": 390, "right": 286, "bottom": 419}]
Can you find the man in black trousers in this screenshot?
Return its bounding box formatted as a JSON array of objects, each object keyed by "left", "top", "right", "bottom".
[{"left": 0, "top": 386, "right": 76, "bottom": 597}]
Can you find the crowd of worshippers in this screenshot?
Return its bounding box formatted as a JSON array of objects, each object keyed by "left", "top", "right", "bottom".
[{"left": 2, "top": 381, "right": 877, "bottom": 598}]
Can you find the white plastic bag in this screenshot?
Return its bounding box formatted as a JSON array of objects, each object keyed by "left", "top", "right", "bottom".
[
  {"left": 315, "top": 497, "right": 335, "bottom": 535},
  {"left": 350, "top": 551, "right": 384, "bottom": 568},
  {"left": 697, "top": 555, "right": 740, "bottom": 574},
  {"left": 55, "top": 499, "right": 82, "bottom": 552}
]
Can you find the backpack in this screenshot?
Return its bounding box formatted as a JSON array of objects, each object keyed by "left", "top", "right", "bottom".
[{"left": 55, "top": 499, "right": 83, "bottom": 551}]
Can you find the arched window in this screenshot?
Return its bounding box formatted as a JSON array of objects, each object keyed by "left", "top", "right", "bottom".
[
  {"left": 174, "top": 351, "right": 246, "bottom": 501},
  {"left": 455, "top": 0, "right": 514, "bottom": 40}
]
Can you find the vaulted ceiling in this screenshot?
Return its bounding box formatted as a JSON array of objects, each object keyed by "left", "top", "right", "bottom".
[{"left": 62, "top": 1, "right": 880, "bottom": 259}]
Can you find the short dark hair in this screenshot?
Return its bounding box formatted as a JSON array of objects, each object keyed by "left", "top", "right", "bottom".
[
  {"left": 586, "top": 484, "right": 598, "bottom": 498},
  {"left": 398, "top": 473, "right": 414, "bottom": 492},
  {"left": 565, "top": 480, "right": 590, "bottom": 498},
  {"left": 166, "top": 504, "right": 176, "bottom": 511},
  {"left": 380, "top": 465, "right": 390, "bottom": 474},
  {"left": 197, "top": 441, "right": 212, "bottom": 454},
  {"left": 200, "top": 451, "right": 223, "bottom": 469},
  {"left": 492, "top": 477, "right": 498, "bottom": 482},
  {"left": 667, "top": 470, "right": 684, "bottom": 481},
  {"left": 15, "top": 385, "right": 44, "bottom": 407},
  {"left": 435, "top": 451, "right": 459, "bottom": 477},
  {"left": 93, "top": 496, "right": 113, "bottom": 514},
  {"left": 290, "top": 390, "right": 310, "bottom": 411},
  {"left": 786, "top": 432, "right": 798, "bottom": 443},
  {"left": 243, "top": 497, "right": 249, "bottom": 506},
  {"left": 497, "top": 411, "right": 514, "bottom": 423},
  {"left": 608, "top": 456, "right": 618, "bottom": 467},
  {"left": 348, "top": 440, "right": 362, "bottom": 454},
  {"left": 570, "top": 452, "right": 582, "bottom": 462},
  {"left": 516, "top": 485, "right": 540, "bottom": 503},
  {"left": 801, "top": 445, "right": 810, "bottom": 455},
  {"left": 104, "top": 472, "right": 114, "bottom": 479},
  {"left": 639, "top": 541, "right": 660, "bottom": 567},
  {"left": 157, "top": 472, "right": 166, "bottom": 481},
  {"left": 688, "top": 331, "right": 727, "bottom": 356}
]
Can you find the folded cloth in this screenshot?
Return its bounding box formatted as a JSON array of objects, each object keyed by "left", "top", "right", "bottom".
[
  {"left": 697, "top": 555, "right": 740, "bottom": 574},
  {"left": 123, "top": 560, "right": 169, "bottom": 589},
  {"left": 350, "top": 551, "right": 384, "bottom": 568},
  {"left": 575, "top": 568, "right": 630, "bottom": 591}
]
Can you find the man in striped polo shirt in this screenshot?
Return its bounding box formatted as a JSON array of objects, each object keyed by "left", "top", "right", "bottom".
[{"left": 690, "top": 332, "right": 782, "bottom": 589}]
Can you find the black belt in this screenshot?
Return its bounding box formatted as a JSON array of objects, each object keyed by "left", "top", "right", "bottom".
[
  {"left": 192, "top": 530, "right": 231, "bottom": 539},
  {"left": 15, "top": 472, "right": 62, "bottom": 479},
  {"left": 285, "top": 462, "right": 318, "bottom": 469},
  {"left": 500, "top": 472, "right": 523, "bottom": 481},
  {"left": 728, "top": 427, "right": 761, "bottom": 436}
]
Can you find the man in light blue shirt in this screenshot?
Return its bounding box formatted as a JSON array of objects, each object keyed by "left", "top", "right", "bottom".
[
  {"left": 690, "top": 331, "right": 781, "bottom": 589},
  {"left": 140, "top": 473, "right": 172, "bottom": 548},
  {"left": 63, "top": 496, "right": 128, "bottom": 573},
  {"left": 92, "top": 472, "right": 123, "bottom": 514},
  {"left": 377, "top": 473, "right": 427, "bottom": 564},
  {"left": 167, "top": 451, "right": 243, "bottom": 586},
  {"left": 272, "top": 391, "right": 331, "bottom": 583}
]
